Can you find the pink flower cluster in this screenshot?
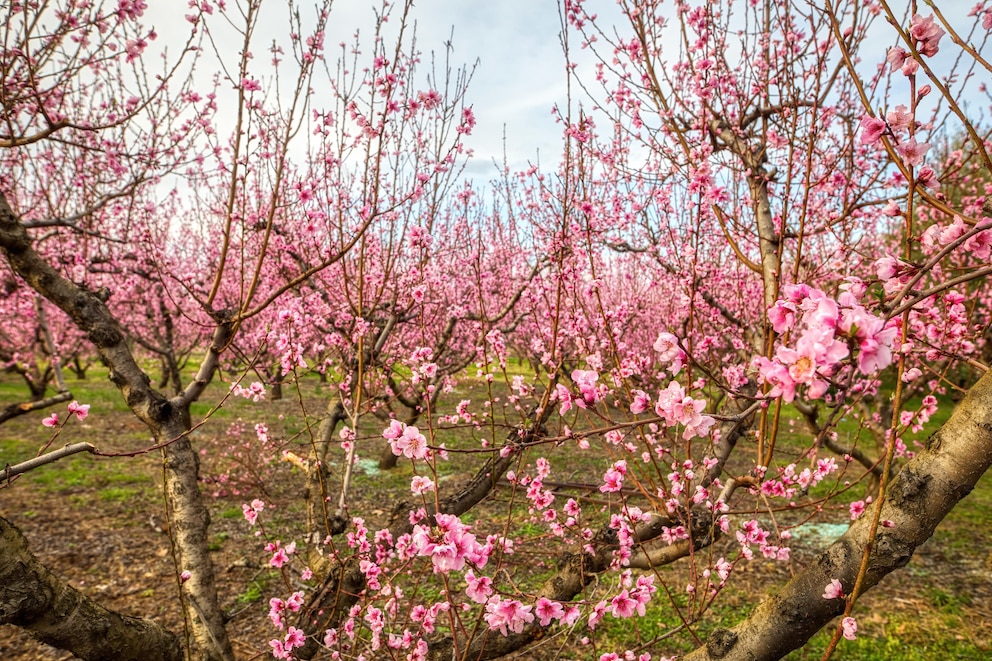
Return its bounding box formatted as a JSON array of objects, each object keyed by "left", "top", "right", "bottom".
[
  {"left": 556, "top": 368, "right": 603, "bottom": 415},
  {"left": 760, "top": 457, "right": 839, "bottom": 500},
  {"left": 908, "top": 13, "right": 945, "bottom": 57},
  {"left": 42, "top": 401, "right": 90, "bottom": 428},
  {"left": 757, "top": 285, "right": 898, "bottom": 402},
  {"left": 483, "top": 597, "right": 534, "bottom": 635},
  {"left": 383, "top": 420, "right": 430, "bottom": 460},
  {"left": 588, "top": 573, "right": 657, "bottom": 630},
  {"left": 269, "top": 625, "right": 305, "bottom": 659},
  {"left": 653, "top": 332, "right": 686, "bottom": 375},
  {"left": 231, "top": 381, "right": 267, "bottom": 402},
  {"left": 268, "top": 591, "right": 305, "bottom": 629},
  {"left": 736, "top": 519, "right": 789, "bottom": 561},
  {"left": 242, "top": 498, "right": 266, "bottom": 525},
  {"left": 411, "top": 513, "right": 489, "bottom": 573},
  {"left": 884, "top": 14, "right": 944, "bottom": 82},
  {"left": 266, "top": 540, "right": 296, "bottom": 568},
  {"left": 654, "top": 381, "right": 715, "bottom": 440}
]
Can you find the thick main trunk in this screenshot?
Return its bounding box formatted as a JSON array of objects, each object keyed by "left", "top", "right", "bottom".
[
  {"left": 158, "top": 416, "right": 235, "bottom": 661},
  {"left": 687, "top": 368, "right": 992, "bottom": 660},
  {"left": 0, "top": 515, "right": 182, "bottom": 661}
]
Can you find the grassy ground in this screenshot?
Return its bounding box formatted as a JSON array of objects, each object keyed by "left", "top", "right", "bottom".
[{"left": 0, "top": 364, "right": 990, "bottom": 660}]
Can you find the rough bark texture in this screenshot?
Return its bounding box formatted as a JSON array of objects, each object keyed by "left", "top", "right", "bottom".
[
  {"left": 0, "top": 515, "right": 183, "bottom": 661},
  {"left": 686, "top": 368, "right": 992, "bottom": 660}
]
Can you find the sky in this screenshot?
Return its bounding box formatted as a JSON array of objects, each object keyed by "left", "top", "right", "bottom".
[
  {"left": 139, "top": 1, "right": 988, "bottom": 181},
  {"left": 142, "top": 0, "right": 604, "bottom": 178}
]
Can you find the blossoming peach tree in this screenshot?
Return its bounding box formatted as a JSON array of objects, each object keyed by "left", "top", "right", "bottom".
[{"left": 3, "top": 1, "right": 992, "bottom": 661}]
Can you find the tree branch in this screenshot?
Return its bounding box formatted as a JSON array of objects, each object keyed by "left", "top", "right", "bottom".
[
  {"left": 0, "top": 515, "right": 182, "bottom": 661},
  {"left": 686, "top": 367, "right": 992, "bottom": 660}
]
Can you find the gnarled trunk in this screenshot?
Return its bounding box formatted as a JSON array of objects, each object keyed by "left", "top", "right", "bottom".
[
  {"left": 687, "top": 367, "right": 992, "bottom": 660},
  {"left": 0, "top": 515, "right": 183, "bottom": 661}
]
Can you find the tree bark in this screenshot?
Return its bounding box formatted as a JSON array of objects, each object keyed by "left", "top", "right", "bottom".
[
  {"left": 686, "top": 367, "right": 992, "bottom": 660},
  {"left": 0, "top": 515, "right": 183, "bottom": 661}
]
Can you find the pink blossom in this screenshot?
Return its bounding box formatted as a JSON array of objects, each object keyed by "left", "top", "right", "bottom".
[
  {"left": 484, "top": 596, "right": 534, "bottom": 635},
  {"left": 555, "top": 383, "right": 573, "bottom": 415},
  {"left": 823, "top": 578, "right": 844, "bottom": 600},
  {"left": 382, "top": 419, "right": 405, "bottom": 439},
  {"left": 534, "top": 597, "right": 565, "bottom": 626},
  {"left": 874, "top": 256, "right": 901, "bottom": 281},
  {"left": 411, "top": 475, "right": 435, "bottom": 494},
  {"left": 269, "top": 639, "right": 289, "bottom": 659},
  {"left": 600, "top": 460, "right": 627, "bottom": 493},
  {"left": 715, "top": 557, "right": 732, "bottom": 582},
  {"left": 858, "top": 114, "right": 886, "bottom": 144},
  {"left": 909, "top": 14, "right": 945, "bottom": 56},
  {"left": 412, "top": 513, "right": 485, "bottom": 573},
  {"left": 897, "top": 138, "right": 930, "bottom": 167},
  {"left": 588, "top": 600, "right": 607, "bottom": 630},
  {"left": 755, "top": 358, "right": 798, "bottom": 402},
  {"left": 885, "top": 104, "right": 913, "bottom": 131},
  {"left": 286, "top": 591, "right": 304, "bottom": 611},
  {"left": 387, "top": 423, "right": 429, "bottom": 460},
  {"left": 849, "top": 500, "right": 866, "bottom": 520},
  {"left": 775, "top": 328, "right": 848, "bottom": 398},
  {"left": 242, "top": 77, "right": 261, "bottom": 92},
  {"left": 125, "top": 37, "right": 147, "bottom": 62},
  {"left": 842, "top": 616, "right": 858, "bottom": 640},
  {"left": 886, "top": 47, "right": 907, "bottom": 72},
  {"left": 267, "top": 540, "right": 295, "bottom": 568},
  {"left": 465, "top": 569, "right": 493, "bottom": 603},
  {"left": 609, "top": 589, "right": 638, "bottom": 618},
  {"left": 284, "top": 626, "right": 306, "bottom": 650},
  {"left": 67, "top": 401, "right": 90, "bottom": 421},
  {"left": 917, "top": 165, "right": 938, "bottom": 188},
  {"left": 269, "top": 597, "right": 286, "bottom": 628},
  {"left": 117, "top": 0, "right": 148, "bottom": 20},
  {"left": 42, "top": 413, "right": 59, "bottom": 427},
  {"left": 653, "top": 332, "right": 686, "bottom": 374},
  {"left": 457, "top": 107, "right": 476, "bottom": 135},
  {"left": 571, "top": 369, "right": 600, "bottom": 406},
  {"left": 629, "top": 389, "right": 650, "bottom": 414},
  {"left": 768, "top": 300, "right": 797, "bottom": 333}
]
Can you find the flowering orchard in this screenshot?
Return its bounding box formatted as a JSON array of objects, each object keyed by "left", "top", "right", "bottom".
[{"left": 2, "top": 1, "right": 992, "bottom": 660}]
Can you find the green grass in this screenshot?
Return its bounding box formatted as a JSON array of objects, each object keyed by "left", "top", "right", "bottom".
[{"left": 99, "top": 486, "right": 140, "bottom": 502}]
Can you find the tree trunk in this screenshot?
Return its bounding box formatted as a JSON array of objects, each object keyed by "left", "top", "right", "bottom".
[
  {"left": 158, "top": 416, "right": 235, "bottom": 661},
  {"left": 686, "top": 367, "right": 992, "bottom": 660},
  {"left": 0, "top": 515, "right": 183, "bottom": 661}
]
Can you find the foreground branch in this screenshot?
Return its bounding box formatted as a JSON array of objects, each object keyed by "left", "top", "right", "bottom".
[
  {"left": 1, "top": 443, "right": 95, "bottom": 482},
  {"left": 686, "top": 368, "right": 992, "bottom": 660},
  {"left": 0, "top": 516, "right": 182, "bottom": 661}
]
